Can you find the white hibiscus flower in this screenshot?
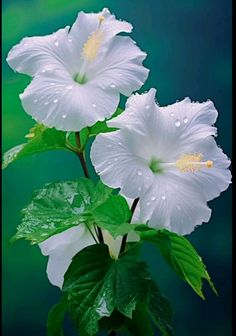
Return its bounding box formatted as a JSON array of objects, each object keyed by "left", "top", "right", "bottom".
[
  {"left": 7, "top": 8, "right": 149, "bottom": 131},
  {"left": 91, "top": 88, "right": 231, "bottom": 235},
  {"left": 39, "top": 201, "right": 140, "bottom": 288}
]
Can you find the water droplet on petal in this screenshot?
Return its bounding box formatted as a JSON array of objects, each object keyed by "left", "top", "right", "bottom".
[
  {"left": 145, "top": 104, "right": 150, "bottom": 109},
  {"left": 170, "top": 112, "right": 174, "bottom": 117},
  {"left": 92, "top": 103, "right": 97, "bottom": 108},
  {"left": 62, "top": 114, "right": 67, "bottom": 119},
  {"left": 151, "top": 196, "right": 156, "bottom": 201},
  {"left": 183, "top": 117, "right": 188, "bottom": 123},
  {"left": 50, "top": 83, "right": 55, "bottom": 86},
  {"left": 146, "top": 202, "right": 151, "bottom": 206},
  {"left": 44, "top": 101, "right": 49, "bottom": 105},
  {"left": 33, "top": 99, "right": 38, "bottom": 103},
  {"left": 118, "top": 142, "right": 122, "bottom": 145},
  {"left": 42, "top": 69, "right": 46, "bottom": 73},
  {"left": 110, "top": 83, "right": 116, "bottom": 88},
  {"left": 118, "top": 73, "right": 122, "bottom": 77},
  {"left": 53, "top": 99, "right": 58, "bottom": 103},
  {"left": 138, "top": 187, "right": 142, "bottom": 191},
  {"left": 54, "top": 41, "right": 59, "bottom": 47},
  {"left": 66, "top": 85, "right": 73, "bottom": 90},
  {"left": 161, "top": 195, "right": 166, "bottom": 200},
  {"left": 175, "top": 119, "right": 181, "bottom": 127},
  {"left": 68, "top": 38, "right": 73, "bottom": 42},
  {"left": 137, "top": 170, "right": 143, "bottom": 176}
]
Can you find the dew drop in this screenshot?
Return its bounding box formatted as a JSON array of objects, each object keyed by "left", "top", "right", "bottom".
[
  {"left": 44, "top": 101, "right": 49, "bottom": 105},
  {"left": 54, "top": 41, "right": 59, "bottom": 47},
  {"left": 42, "top": 69, "right": 46, "bottom": 73},
  {"left": 138, "top": 187, "right": 142, "bottom": 191},
  {"left": 118, "top": 73, "right": 122, "bottom": 77},
  {"left": 110, "top": 83, "right": 116, "bottom": 88},
  {"left": 50, "top": 82, "right": 55, "bottom": 86},
  {"left": 170, "top": 112, "right": 174, "bottom": 117},
  {"left": 66, "top": 85, "right": 73, "bottom": 90},
  {"left": 92, "top": 103, "right": 97, "bottom": 108},
  {"left": 33, "top": 99, "right": 38, "bottom": 103},
  {"left": 161, "top": 195, "right": 166, "bottom": 200},
  {"left": 146, "top": 202, "right": 151, "bottom": 206},
  {"left": 183, "top": 117, "right": 188, "bottom": 123},
  {"left": 118, "top": 142, "right": 122, "bottom": 145},
  {"left": 62, "top": 114, "right": 67, "bottom": 119},
  {"left": 68, "top": 38, "right": 73, "bottom": 42},
  {"left": 53, "top": 99, "right": 58, "bottom": 103},
  {"left": 175, "top": 119, "right": 181, "bottom": 127},
  {"left": 151, "top": 196, "right": 156, "bottom": 201},
  {"left": 137, "top": 170, "right": 143, "bottom": 176},
  {"left": 145, "top": 104, "right": 150, "bottom": 109}
]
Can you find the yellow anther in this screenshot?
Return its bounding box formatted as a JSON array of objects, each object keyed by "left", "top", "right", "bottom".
[
  {"left": 98, "top": 15, "right": 105, "bottom": 24},
  {"left": 206, "top": 160, "right": 213, "bottom": 168},
  {"left": 175, "top": 153, "right": 213, "bottom": 173},
  {"left": 82, "top": 30, "right": 103, "bottom": 62},
  {"left": 82, "top": 15, "right": 105, "bottom": 62}
]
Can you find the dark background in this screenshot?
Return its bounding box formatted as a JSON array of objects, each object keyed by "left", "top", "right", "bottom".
[{"left": 2, "top": 0, "right": 232, "bottom": 335}]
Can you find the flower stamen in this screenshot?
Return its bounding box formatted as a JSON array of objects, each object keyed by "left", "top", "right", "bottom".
[
  {"left": 82, "top": 16, "right": 104, "bottom": 62},
  {"left": 175, "top": 153, "right": 213, "bottom": 173}
]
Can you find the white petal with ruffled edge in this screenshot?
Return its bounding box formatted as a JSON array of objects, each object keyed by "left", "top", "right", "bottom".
[
  {"left": 7, "top": 8, "right": 148, "bottom": 131},
  {"left": 91, "top": 88, "right": 231, "bottom": 235}
]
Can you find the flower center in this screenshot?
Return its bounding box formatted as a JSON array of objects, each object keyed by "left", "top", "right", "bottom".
[
  {"left": 149, "top": 158, "right": 163, "bottom": 173},
  {"left": 149, "top": 153, "right": 213, "bottom": 174}
]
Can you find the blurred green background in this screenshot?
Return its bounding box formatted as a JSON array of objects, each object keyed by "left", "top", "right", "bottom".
[{"left": 2, "top": 0, "right": 232, "bottom": 335}]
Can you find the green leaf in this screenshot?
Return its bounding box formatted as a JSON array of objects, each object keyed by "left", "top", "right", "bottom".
[
  {"left": 2, "top": 124, "right": 69, "bottom": 169},
  {"left": 123, "top": 304, "right": 154, "bottom": 336},
  {"left": 47, "top": 294, "right": 68, "bottom": 336},
  {"left": 136, "top": 226, "right": 217, "bottom": 299},
  {"left": 10, "top": 178, "right": 112, "bottom": 244},
  {"left": 88, "top": 107, "right": 123, "bottom": 136},
  {"left": 147, "top": 281, "right": 173, "bottom": 336},
  {"left": 63, "top": 244, "right": 173, "bottom": 336},
  {"left": 91, "top": 195, "right": 136, "bottom": 238}
]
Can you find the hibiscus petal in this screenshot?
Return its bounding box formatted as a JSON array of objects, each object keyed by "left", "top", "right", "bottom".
[
  {"left": 69, "top": 8, "right": 132, "bottom": 53},
  {"left": 140, "top": 174, "right": 212, "bottom": 235},
  {"left": 175, "top": 136, "right": 232, "bottom": 201},
  {"left": 87, "top": 36, "right": 149, "bottom": 96},
  {"left": 20, "top": 70, "right": 120, "bottom": 131},
  {"left": 6, "top": 27, "right": 77, "bottom": 76},
  {"left": 91, "top": 130, "right": 154, "bottom": 198},
  {"left": 39, "top": 226, "right": 95, "bottom": 288}
]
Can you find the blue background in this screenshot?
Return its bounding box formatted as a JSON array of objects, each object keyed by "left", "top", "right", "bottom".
[{"left": 2, "top": 0, "right": 232, "bottom": 335}]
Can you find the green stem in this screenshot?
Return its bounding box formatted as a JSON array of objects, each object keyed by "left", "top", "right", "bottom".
[
  {"left": 75, "top": 132, "right": 104, "bottom": 244},
  {"left": 119, "top": 198, "right": 139, "bottom": 255}
]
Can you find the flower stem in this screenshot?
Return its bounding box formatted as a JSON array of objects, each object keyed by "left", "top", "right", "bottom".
[
  {"left": 75, "top": 132, "right": 104, "bottom": 244},
  {"left": 119, "top": 198, "right": 139, "bottom": 255},
  {"left": 75, "top": 132, "right": 89, "bottom": 178}
]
